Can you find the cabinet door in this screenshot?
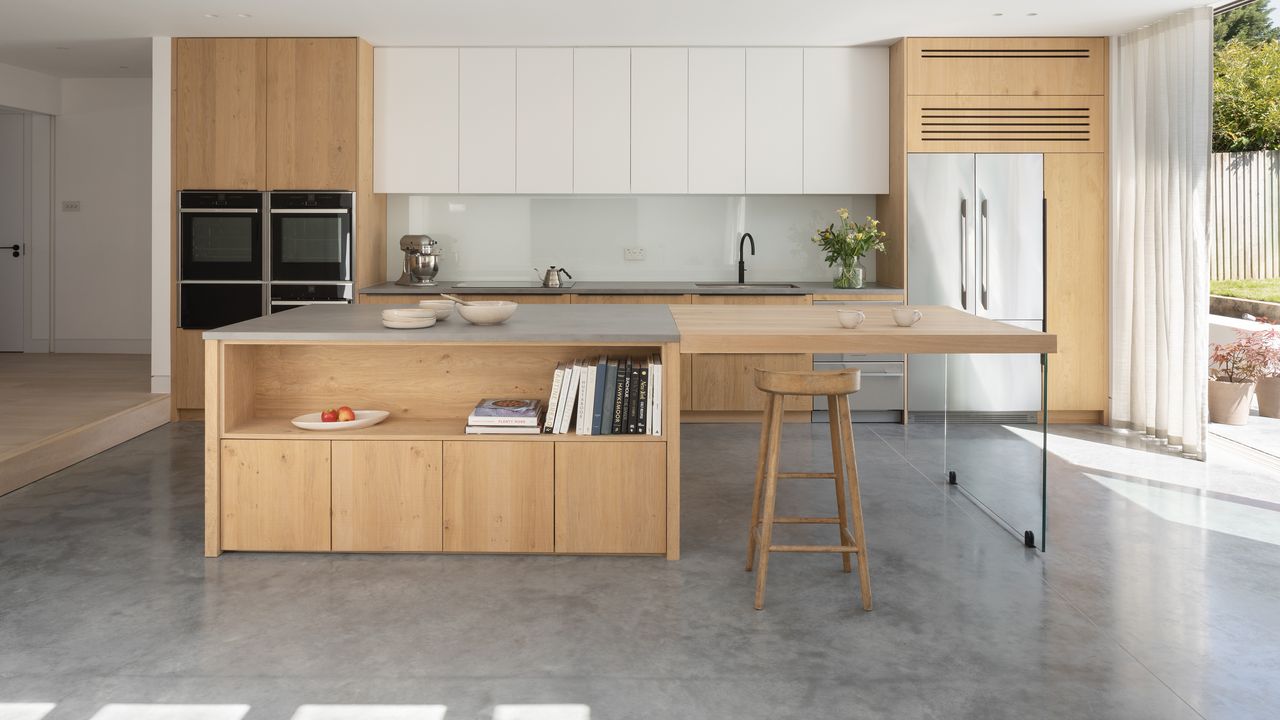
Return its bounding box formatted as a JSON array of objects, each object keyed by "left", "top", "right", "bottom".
[
  {"left": 802, "top": 47, "right": 889, "bottom": 195},
  {"left": 691, "top": 354, "right": 813, "bottom": 412},
  {"left": 745, "top": 48, "right": 803, "bottom": 194},
  {"left": 266, "top": 38, "right": 359, "bottom": 190},
  {"left": 574, "top": 48, "right": 631, "bottom": 193},
  {"left": 220, "top": 440, "right": 330, "bottom": 551},
  {"left": 689, "top": 48, "right": 745, "bottom": 194},
  {"left": 904, "top": 37, "right": 1107, "bottom": 96},
  {"left": 630, "top": 48, "right": 688, "bottom": 194},
  {"left": 332, "top": 441, "right": 443, "bottom": 552},
  {"left": 443, "top": 442, "right": 554, "bottom": 553},
  {"left": 173, "top": 38, "right": 266, "bottom": 190},
  {"left": 516, "top": 48, "right": 573, "bottom": 193},
  {"left": 172, "top": 328, "right": 206, "bottom": 411},
  {"left": 460, "top": 48, "right": 516, "bottom": 193},
  {"left": 555, "top": 443, "right": 665, "bottom": 554},
  {"left": 374, "top": 48, "right": 458, "bottom": 194}
]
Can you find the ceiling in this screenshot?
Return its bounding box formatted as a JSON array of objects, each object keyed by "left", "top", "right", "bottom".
[{"left": 0, "top": 0, "right": 1210, "bottom": 79}]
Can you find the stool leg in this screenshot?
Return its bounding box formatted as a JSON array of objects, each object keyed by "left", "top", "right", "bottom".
[
  {"left": 746, "top": 393, "right": 776, "bottom": 571},
  {"left": 837, "top": 394, "right": 873, "bottom": 612},
  {"left": 754, "top": 395, "right": 785, "bottom": 610},
  {"left": 826, "top": 395, "right": 853, "bottom": 573}
]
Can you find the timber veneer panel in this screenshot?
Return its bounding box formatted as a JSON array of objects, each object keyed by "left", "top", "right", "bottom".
[
  {"left": 904, "top": 37, "right": 1107, "bottom": 97},
  {"left": 220, "top": 439, "right": 331, "bottom": 551},
  {"left": 266, "top": 38, "right": 359, "bottom": 190},
  {"left": 555, "top": 442, "right": 666, "bottom": 554},
  {"left": 691, "top": 294, "right": 812, "bottom": 411},
  {"left": 173, "top": 38, "right": 267, "bottom": 190},
  {"left": 332, "top": 440, "right": 443, "bottom": 552},
  {"left": 443, "top": 441, "right": 553, "bottom": 553}
]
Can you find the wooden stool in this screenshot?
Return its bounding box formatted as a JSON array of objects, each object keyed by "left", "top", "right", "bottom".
[{"left": 746, "top": 368, "right": 872, "bottom": 611}]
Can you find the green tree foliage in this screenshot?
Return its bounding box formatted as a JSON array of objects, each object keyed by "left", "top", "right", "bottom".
[
  {"left": 1215, "top": 0, "right": 1279, "bottom": 48},
  {"left": 1214, "top": 39, "right": 1280, "bottom": 152}
]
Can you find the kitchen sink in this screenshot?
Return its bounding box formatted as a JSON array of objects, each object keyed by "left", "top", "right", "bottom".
[{"left": 693, "top": 282, "right": 801, "bottom": 289}]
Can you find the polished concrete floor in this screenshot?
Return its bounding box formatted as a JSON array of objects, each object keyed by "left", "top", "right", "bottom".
[{"left": 1, "top": 421, "right": 1278, "bottom": 720}]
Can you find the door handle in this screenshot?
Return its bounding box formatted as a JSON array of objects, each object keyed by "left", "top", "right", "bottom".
[
  {"left": 980, "top": 199, "right": 989, "bottom": 311},
  {"left": 959, "top": 199, "right": 968, "bottom": 309},
  {"left": 6, "top": 244, "right": 19, "bottom": 258}
]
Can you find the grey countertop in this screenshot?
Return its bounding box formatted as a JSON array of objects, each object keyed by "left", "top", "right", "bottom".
[
  {"left": 359, "top": 280, "right": 903, "bottom": 297},
  {"left": 203, "top": 302, "right": 681, "bottom": 343}
]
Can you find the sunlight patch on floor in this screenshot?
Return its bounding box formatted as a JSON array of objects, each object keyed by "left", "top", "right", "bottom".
[
  {"left": 1086, "top": 472, "right": 1280, "bottom": 546},
  {"left": 493, "top": 706, "right": 591, "bottom": 720},
  {"left": 292, "top": 706, "right": 448, "bottom": 720},
  {"left": 88, "top": 705, "right": 250, "bottom": 720},
  {"left": 0, "top": 703, "right": 56, "bottom": 720}
]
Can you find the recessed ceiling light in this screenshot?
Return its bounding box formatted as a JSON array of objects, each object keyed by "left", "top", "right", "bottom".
[
  {"left": 993, "top": 12, "right": 1004, "bottom": 17},
  {"left": 1027, "top": 12, "right": 1039, "bottom": 16},
  {"left": 237, "top": 13, "right": 251, "bottom": 18}
]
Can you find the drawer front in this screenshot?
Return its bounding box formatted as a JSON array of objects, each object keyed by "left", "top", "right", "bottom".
[{"left": 812, "top": 362, "right": 904, "bottom": 411}]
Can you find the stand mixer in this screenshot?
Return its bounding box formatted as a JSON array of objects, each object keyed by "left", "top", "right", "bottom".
[{"left": 395, "top": 234, "right": 441, "bottom": 286}]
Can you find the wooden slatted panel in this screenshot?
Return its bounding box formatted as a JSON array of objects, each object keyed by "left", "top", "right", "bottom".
[
  {"left": 1211, "top": 151, "right": 1280, "bottom": 281},
  {"left": 906, "top": 96, "right": 1105, "bottom": 153}
]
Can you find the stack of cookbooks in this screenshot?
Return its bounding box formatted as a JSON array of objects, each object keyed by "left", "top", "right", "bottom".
[
  {"left": 542, "top": 355, "right": 663, "bottom": 435},
  {"left": 465, "top": 398, "right": 546, "bottom": 435}
]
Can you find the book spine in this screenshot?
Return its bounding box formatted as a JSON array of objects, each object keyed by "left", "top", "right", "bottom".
[
  {"left": 637, "top": 362, "right": 649, "bottom": 435},
  {"left": 615, "top": 359, "right": 631, "bottom": 433},
  {"left": 601, "top": 361, "right": 618, "bottom": 435},
  {"left": 591, "top": 357, "right": 608, "bottom": 435},
  {"left": 576, "top": 362, "right": 591, "bottom": 435},
  {"left": 543, "top": 364, "right": 564, "bottom": 433},
  {"left": 468, "top": 415, "right": 541, "bottom": 427},
  {"left": 558, "top": 362, "right": 581, "bottom": 435},
  {"left": 651, "top": 357, "right": 662, "bottom": 436}
]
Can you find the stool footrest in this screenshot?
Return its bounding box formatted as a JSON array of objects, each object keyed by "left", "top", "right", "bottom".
[
  {"left": 772, "top": 516, "right": 841, "bottom": 525},
  {"left": 768, "top": 544, "right": 860, "bottom": 554},
  {"left": 777, "top": 472, "right": 835, "bottom": 479}
]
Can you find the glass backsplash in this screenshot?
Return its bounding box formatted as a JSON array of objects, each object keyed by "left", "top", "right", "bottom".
[{"left": 384, "top": 194, "right": 879, "bottom": 284}]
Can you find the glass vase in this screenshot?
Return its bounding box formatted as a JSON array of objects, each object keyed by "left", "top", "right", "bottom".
[{"left": 833, "top": 261, "right": 865, "bottom": 289}]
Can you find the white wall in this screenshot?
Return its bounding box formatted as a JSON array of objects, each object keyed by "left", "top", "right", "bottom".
[
  {"left": 150, "top": 37, "right": 171, "bottom": 392},
  {"left": 385, "top": 194, "right": 878, "bottom": 284},
  {"left": 0, "top": 62, "right": 60, "bottom": 116},
  {"left": 53, "top": 78, "right": 151, "bottom": 353}
]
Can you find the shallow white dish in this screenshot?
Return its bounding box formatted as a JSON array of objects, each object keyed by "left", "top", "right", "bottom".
[
  {"left": 417, "top": 299, "right": 455, "bottom": 320},
  {"left": 382, "top": 307, "right": 436, "bottom": 320},
  {"left": 291, "top": 409, "right": 390, "bottom": 431},
  {"left": 382, "top": 316, "right": 437, "bottom": 329},
  {"left": 457, "top": 300, "right": 518, "bottom": 325}
]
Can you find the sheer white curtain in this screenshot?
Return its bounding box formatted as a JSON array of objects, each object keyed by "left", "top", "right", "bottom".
[{"left": 1111, "top": 7, "right": 1212, "bottom": 458}]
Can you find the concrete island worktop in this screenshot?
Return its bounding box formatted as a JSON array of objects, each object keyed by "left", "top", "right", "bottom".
[{"left": 359, "top": 280, "right": 904, "bottom": 297}]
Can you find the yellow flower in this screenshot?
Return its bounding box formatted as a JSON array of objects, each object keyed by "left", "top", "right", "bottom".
[{"left": 836, "top": 208, "right": 849, "bottom": 220}]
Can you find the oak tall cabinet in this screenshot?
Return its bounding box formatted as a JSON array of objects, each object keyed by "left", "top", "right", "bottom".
[
  {"left": 878, "top": 37, "right": 1110, "bottom": 423},
  {"left": 171, "top": 37, "right": 385, "bottom": 419}
]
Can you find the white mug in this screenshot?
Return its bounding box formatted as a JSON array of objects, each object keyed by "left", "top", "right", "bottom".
[
  {"left": 892, "top": 307, "right": 923, "bottom": 327},
  {"left": 837, "top": 309, "right": 865, "bottom": 329}
]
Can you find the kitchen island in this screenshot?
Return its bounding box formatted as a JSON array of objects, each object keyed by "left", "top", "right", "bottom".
[{"left": 203, "top": 303, "right": 1056, "bottom": 559}]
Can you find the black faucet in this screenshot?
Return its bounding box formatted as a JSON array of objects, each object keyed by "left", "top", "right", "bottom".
[{"left": 738, "top": 232, "right": 755, "bottom": 284}]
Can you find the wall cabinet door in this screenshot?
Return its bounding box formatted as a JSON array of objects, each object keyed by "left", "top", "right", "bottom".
[
  {"left": 630, "top": 48, "right": 688, "bottom": 194},
  {"left": 516, "top": 48, "right": 574, "bottom": 193},
  {"left": 904, "top": 37, "right": 1107, "bottom": 97},
  {"left": 220, "top": 439, "right": 331, "bottom": 551},
  {"left": 555, "top": 443, "right": 666, "bottom": 554},
  {"left": 460, "top": 48, "right": 516, "bottom": 193},
  {"left": 374, "top": 48, "right": 459, "bottom": 194},
  {"left": 266, "top": 38, "right": 359, "bottom": 190},
  {"left": 803, "top": 47, "right": 889, "bottom": 195},
  {"left": 332, "top": 440, "right": 443, "bottom": 552},
  {"left": 443, "top": 441, "right": 554, "bottom": 553},
  {"left": 745, "top": 48, "right": 803, "bottom": 194},
  {"left": 574, "top": 48, "right": 631, "bottom": 193},
  {"left": 689, "top": 48, "right": 745, "bottom": 194},
  {"left": 173, "top": 38, "right": 266, "bottom": 190}
]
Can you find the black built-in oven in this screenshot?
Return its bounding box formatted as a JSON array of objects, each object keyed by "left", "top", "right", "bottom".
[
  {"left": 178, "top": 191, "right": 267, "bottom": 329},
  {"left": 269, "top": 192, "right": 354, "bottom": 283},
  {"left": 269, "top": 283, "right": 354, "bottom": 313}
]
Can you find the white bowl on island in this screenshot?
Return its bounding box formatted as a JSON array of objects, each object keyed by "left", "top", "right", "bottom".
[
  {"left": 291, "top": 409, "right": 390, "bottom": 431},
  {"left": 417, "top": 299, "right": 455, "bottom": 320},
  {"left": 381, "top": 307, "right": 437, "bottom": 329},
  {"left": 457, "top": 300, "right": 518, "bottom": 326}
]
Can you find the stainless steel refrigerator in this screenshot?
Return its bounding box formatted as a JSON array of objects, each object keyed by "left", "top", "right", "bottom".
[{"left": 906, "top": 153, "right": 1044, "bottom": 420}]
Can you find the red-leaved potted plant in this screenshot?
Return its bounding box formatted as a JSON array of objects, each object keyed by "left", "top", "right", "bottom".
[
  {"left": 1209, "top": 330, "right": 1272, "bottom": 425},
  {"left": 1249, "top": 321, "right": 1280, "bottom": 418}
]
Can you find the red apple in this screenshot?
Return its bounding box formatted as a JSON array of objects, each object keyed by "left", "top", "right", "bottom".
[
  {"left": 320, "top": 408, "right": 339, "bottom": 423},
  {"left": 336, "top": 406, "right": 356, "bottom": 422}
]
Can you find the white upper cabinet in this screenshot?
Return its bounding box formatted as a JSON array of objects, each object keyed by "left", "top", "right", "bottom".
[
  {"left": 516, "top": 48, "right": 573, "bottom": 194},
  {"left": 630, "top": 48, "right": 688, "bottom": 194},
  {"left": 459, "top": 48, "right": 516, "bottom": 193},
  {"left": 802, "top": 47, "right": 889, "bottom": 195},
  {"left": 689, "top": 48, "right": 745, "bottom": 195},
  {"left": 574, "top": 48, "right": 631, "bottom": 193},
  {"left": 374, "top": 48, "right": 458, "bottom": 194},
  {"left": 745, "top": 48, "right": 804, "bottom": 194}
]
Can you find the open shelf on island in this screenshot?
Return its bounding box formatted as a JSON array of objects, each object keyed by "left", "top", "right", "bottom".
[{"left": 223, "top": 416, "right": 665, "bottom": 441}]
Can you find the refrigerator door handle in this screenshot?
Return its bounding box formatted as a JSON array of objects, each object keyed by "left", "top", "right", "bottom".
[
  {"left": 959, "top": 198, "right": 968, "bottom": 309},
  {"left": 980, "top": 198, "right": 989, "bottom": 311}
]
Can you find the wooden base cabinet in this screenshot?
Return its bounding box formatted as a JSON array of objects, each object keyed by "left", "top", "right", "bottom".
[
  {"left": 332, "top": 440, "right": 443, "bottom": 552},
  {"left": 220, "top": 439, "right": 331, "bottom": 551},
  {"left": 691, "top": 354, "right": 813, "bottom": 412},
  {"left": 443, "top": 441, "right": 554, "bottom": 553},
  {"left": 555, "top": 443, "right": 666, "bottom": 554}
]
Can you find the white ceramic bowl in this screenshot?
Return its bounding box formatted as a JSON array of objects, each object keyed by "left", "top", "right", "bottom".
[
  {"left": 382, "top": 307, "right": 436, "bottom": 321},
  {"left": 417, "top": 299, "right": 455, "bottom": 320},
  {"left": 382, "top": 316, "right": 436, "bottom": 329},
  {"left": 291, "top": 409, "right": 390, "bottom": 431},
  {"left": 457, "top": 300, "right": 519, "bottom": 325}
]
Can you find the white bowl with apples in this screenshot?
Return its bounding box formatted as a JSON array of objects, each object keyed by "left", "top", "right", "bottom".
[{"left": 291, "top": 406, "right": 390, "bottom": 431}]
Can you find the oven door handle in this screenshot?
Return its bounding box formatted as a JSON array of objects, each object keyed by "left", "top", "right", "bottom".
[
  {"left": 271, "top": 300, "right": 352, "bottom": 306},
  {"left": 269, "top": 208, "right": 349, "bottom": 215},
  {"left": 179, "top": 208, "right": 259, "bottom": 214}
]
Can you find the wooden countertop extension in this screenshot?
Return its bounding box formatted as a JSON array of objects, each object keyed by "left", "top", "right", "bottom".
[{"left": 670, "top": 305, "right": 1057, "bottom": 355}]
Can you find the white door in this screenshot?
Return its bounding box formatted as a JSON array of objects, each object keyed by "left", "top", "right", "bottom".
[
  {"left": 745, "top": 48, "right": 803, "bottom": 194},
  {"left": 516, "top": 48, "right": 573, "bottom": 194},
  {"left": 459, "top": 48, "right": 516, "bottom": 193},
  {"left": 373, "top": 48, "right": 459, "bottom": 194},
  {"left": 573, "top": 48, "right": 630, "bottom": 193},
  {"left": 689, "top": 48, "right": 745, "bottom": 194},
  {"left": 630, "top": 47, "right": 688, "bottom": 194},
  {"left": 802, "top": 47, "right": 889, "bottom": 194},
  {"left": 0, "top": 114, "right": 23, "bottom": 352}
]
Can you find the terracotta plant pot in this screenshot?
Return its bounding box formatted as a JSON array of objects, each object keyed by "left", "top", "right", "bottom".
[
  {"left": 1208, "top": 378, "right": 1256, "bottom": 425},
  {"left": 1257, "top": 376, "right": 1280, "bottom": 418}
]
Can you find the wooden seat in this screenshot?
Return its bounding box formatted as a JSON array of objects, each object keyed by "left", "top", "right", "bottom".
[{"left": 746, "top": 368, "right": 872, "bottom": 611}]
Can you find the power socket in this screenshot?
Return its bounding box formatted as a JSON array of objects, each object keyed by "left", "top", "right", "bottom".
[
  {"left": 61, "top": 200, "right": 81, "bottom": 212},
  {"left": 623, "top": 247, "right": 646, "bottom": 261}
]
